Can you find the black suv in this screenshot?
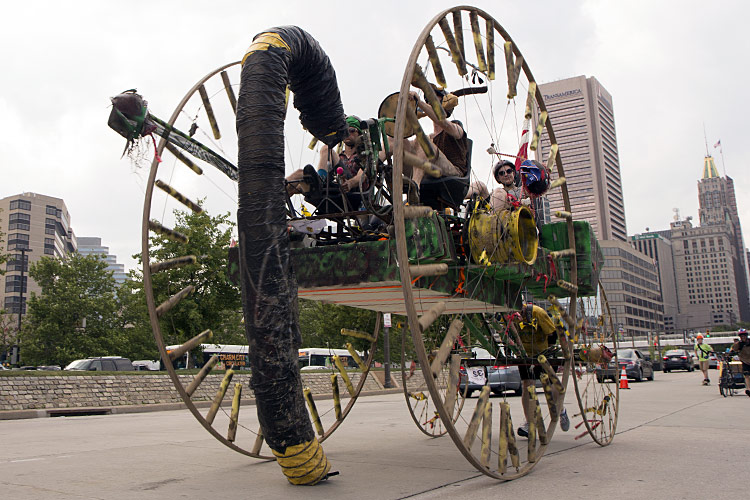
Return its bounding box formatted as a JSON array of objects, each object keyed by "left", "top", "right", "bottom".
[{"left": 64, "top": 357, "right": 135, "bottom": 371}]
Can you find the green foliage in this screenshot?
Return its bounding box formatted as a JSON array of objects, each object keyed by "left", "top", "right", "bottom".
[
  {"left": 0, "top": 312, "right": 14, "bottom": 363},
  {"left": 18, "top": 254, "right": 124, "bottom": 366},
  {"left": 297, "top": 300, "right": 412, "bottom": 364},
  {"left": 128, "top": 206, "right": 245, "bottom": 349}
]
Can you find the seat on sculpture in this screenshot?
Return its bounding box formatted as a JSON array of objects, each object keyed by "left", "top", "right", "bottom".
[{"left": 419, "top": 136, "right": 473, "bottom": 211}]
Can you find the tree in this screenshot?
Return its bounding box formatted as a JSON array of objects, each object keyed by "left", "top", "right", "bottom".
[
  {"left": 18, "top": 254, "right": 123, "bottom": 366},
  {"left": 128, "top": 206, "right": 245, "bottom": 350}
]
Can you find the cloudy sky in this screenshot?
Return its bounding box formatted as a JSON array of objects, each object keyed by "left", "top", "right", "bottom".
[{"left": 2, "top": 0, "right": 748, "bottom": 271}]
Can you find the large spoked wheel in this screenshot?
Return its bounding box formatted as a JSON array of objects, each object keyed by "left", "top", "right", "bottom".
[
  {"left": 401, "top": 317, "right": 467, "bottom": 437},
  {"left": 391, "top": 6, "right": 579, "bottom": 480},
  {"left": 570, "top": 282, "right": 619, "bottom": 446},
  {"left": 140, "top": 62, "right": 380, "bottom": 458}
]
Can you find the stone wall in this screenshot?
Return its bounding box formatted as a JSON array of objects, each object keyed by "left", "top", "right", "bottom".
[{"left": 0, "top": 371, "right": 385, "bottom": 412}]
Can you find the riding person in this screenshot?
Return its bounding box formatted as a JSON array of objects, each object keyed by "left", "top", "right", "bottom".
[
  {"left": 731, "top": 329, "right": 750, "bottom": 397},
  {"left": 695, "top": 334, "right": 714, "bottom": 385},
  {"left": 286, "top": 115, "right": 366, "bottom": 197},
  {"left": 512, "top": 303, "right": 569, "bottom": 437},
  {"left": 403, "top": 87, "right": 468, "bottom": 188}
]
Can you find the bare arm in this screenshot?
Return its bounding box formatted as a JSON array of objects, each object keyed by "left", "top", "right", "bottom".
[
  {"left": 341, "top": 168, "right": 364, "bottom": 193},
  {"left": 317, "top": 144, "right": 340, "bottom": 172},
  {"left": 411, "top": 92, "right": 463, "bottom": 139}
]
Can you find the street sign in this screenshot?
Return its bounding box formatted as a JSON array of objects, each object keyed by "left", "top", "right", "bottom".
[{"left": 384, "top": 313, "right": 392, "bottom": 328}]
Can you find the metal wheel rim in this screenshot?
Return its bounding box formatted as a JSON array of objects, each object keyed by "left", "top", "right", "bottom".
[
  {"left": 571, "top": 282, "right": 619, "bottom": 446},
  {"left": 391, "top": 6, "right": 577, "bottom": 480},
  {"left": 141, "top": 61, "right": 381, "bottom": 458}
]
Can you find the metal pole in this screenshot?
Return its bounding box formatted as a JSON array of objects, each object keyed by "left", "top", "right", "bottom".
[{"left": 383, "top": 325, "right": 391, "bottom": 388}]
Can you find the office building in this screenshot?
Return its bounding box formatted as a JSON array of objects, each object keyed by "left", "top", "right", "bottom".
[
  {"left": 77, "top": 237, "right": 128, "bottom": 285},
  {"left": 599, "top": 240, "right": 664, "bottom": 340},
  {"left": 697, "top": 155, "right": 750, "bottom": 321},
  {"left": 630, "top": 232, "right": 678, "bottom": 334},
  {"left": 1, "top": 193, "right": 77, "bottom": 318},
  {"left": 538, "top": 75, "right": 627, "bottom": 241},
  {"left": 669, "top": 217, "right": 740, "bottom": 330}
]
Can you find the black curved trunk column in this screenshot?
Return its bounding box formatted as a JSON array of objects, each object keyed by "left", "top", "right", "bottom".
[{"left": 236, "top": 26, "right": 346, "bottom": 485}]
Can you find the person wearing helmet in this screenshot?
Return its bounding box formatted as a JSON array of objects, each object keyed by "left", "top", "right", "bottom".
[
  {"left": 731, "top": 329, "right": 750, "bottom": 397},
  {"left": 489, "top": 160, "right": 525, "bottom": 211},
  {"left": 518, "top": 159, "right": 551, "bottom": 196},
  {"left": 464, "top": 159, "right": 526, "bottom": 210},
  {"left": 695, "top": 334, "right": 714, "bottom": 385},
  {"left": 286, "top": 115, "right": 366, "bottom": 196}
]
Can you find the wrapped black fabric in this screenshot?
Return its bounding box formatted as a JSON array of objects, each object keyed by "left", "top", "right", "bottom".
[
  {"left": 235, "top": 26, "right": 344, "bottom": 452},
  {"left": 263, "top": 26, "right": 348, "bottom": 146}
]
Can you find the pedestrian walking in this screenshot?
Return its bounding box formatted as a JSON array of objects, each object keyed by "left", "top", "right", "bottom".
[{"left": 695, "top": 334, "right": 713, "bottom": 385}]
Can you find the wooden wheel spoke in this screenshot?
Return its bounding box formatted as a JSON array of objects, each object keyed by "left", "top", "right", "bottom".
[
  {"left": 424, "top": 35, "right": 447, "bottom": 88},
  {"left": 198, "top": 84, "right": 221, "bottom": 140},
  {"left": 154, "top": 180, "right": 203, "bottom": 213},
  {"left": 186, "top": 355, "right": 219, "bottom": 397},
  {"left": 227, "top": 383, "right": 242, "bottom": 442},
  {"left": 168, "top": 329, "right": 213, "bottom": 362},
  {"left": 437, "top": 17, "right": 467, "bottom": 76},
  {"left": 206, "top": 370, "right": 234, "bottom": 425},
  {"left": 150, "top": 255, "right": 197, "bottom": 273},
  {"left": 156, "top": 285, "right": 195, "bottom": 317},
  {"left": 165, "top": 142, "right": 204, "bottom": 175},
  {"left": 303, "top": 387, "right": 324, "bottom": 436},
  {"left": 148, "top": 221, "right": 188, "bottom": 243},
  {"left": 503, "top": 41, "right": 523, "bottom": 98},
  {"left": 220, "top": 70, "right": 237, "bottom": 114},
  {"left": 430, "top": 318, "right": 463, "bottom": 377},
  {"left": 468, "top": 10, "right": 488, "bottom": 73}
]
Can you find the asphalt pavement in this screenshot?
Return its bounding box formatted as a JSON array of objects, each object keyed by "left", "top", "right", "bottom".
[{"left": 1, "top": 369, "right": 747, "bottom": 499}]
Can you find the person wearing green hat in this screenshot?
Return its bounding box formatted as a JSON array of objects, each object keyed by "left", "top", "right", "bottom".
[{"left": 285, "top": 115, "right": 365, "bottom": 197}]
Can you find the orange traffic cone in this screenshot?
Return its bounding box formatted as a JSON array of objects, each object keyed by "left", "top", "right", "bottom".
[{"left": 619, "top": 367, "right": 630, "bottom": 389}]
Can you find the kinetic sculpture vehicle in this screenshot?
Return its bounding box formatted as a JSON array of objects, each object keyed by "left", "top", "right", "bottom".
[{"left": 108, "top": 6, "right": 620, "bottom": 485}]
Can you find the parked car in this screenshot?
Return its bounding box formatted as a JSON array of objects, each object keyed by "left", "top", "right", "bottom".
[
  {"left": 596, "top": 348, "right": 654, "bottom": 382},
  {"left": 643, "top": 351, "right": 662, "bottom": 371},
  {"left": 132, "top": 360, "right": 160, "bottom": 371},
  {"left": 459, "top": 348, "right": 542, "bottom": 397},
  {"left": 488, "top": 364, "right": 523, "bottom": 396},
  {"left": 64, "top": 357, "right": 135, "bottom": 372},
  {"left": 663, "top": 349, "right": 694, "bottom": 372},
  {"left": 459, "top": 348, "right": 491, "bottom": 397}
]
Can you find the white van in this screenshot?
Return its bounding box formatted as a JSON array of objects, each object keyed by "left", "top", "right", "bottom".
[{"left": 132, "top": 360, "right": 160, "bottom": 371}]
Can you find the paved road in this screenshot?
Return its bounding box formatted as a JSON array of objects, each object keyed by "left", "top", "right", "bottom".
[{"left": 1, "top": 370, "right": 747, "bottom": 499}]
